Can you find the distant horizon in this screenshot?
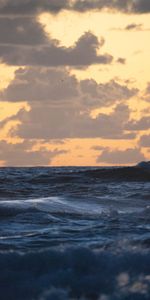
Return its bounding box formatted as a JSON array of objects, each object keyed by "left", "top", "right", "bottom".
[{"left": 0, "top": 161, "right": 149, "bottom": 168}]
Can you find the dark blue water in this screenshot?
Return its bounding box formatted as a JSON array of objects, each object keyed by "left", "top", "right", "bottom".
[{"left": 0, "top": 166, "right": 150, "bottom": 300}]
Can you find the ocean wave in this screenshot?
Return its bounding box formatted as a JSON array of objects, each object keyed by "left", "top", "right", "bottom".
[
  {"left": 1, "top": 247, "right": 150, "bottom": 300},
  {"left": 0, "top": 196, "right": 104, "bottom": 218},
  {"left": 19, "top": 166, "right": 150, "bottom": 183},
  {"left": 1, "top": 196, "right": 150, "bottom": 252},
  {"left": 0, "top": 195, "right": 146, "bottom": 220},
  {"left": 83, "top": 166, "right": 150, "bottom": 182},
  {"left": 0, "top": 167, "right": 150, "bottom": 299},
  {"left": 0, "top": 166, "right": 149, "bottom": 201}
]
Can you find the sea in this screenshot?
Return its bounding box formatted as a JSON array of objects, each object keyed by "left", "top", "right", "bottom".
[{"left": 0, "top": 166, "right": 150, "bottom": 300}]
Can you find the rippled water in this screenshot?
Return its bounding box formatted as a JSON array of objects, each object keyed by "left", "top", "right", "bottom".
[{"left": 0, "top": 166, "right": 150, "bottom": 299}]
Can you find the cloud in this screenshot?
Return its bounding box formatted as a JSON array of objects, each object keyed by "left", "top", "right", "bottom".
[
  {"left": 139, "top": 135, "right": 150, "bottom": 147},
  {"left": 80, "top": 78, "right": 136, "bottom": 107},
  {"left": 111, "top": 23, "right": 150, "bottom": 32},
  {"left": 0, "top": 140, "right": 66, "bottom": 166},
  {"left": 132, "top": 0, "right": 150, "bottom": 14},
  {"left": 0, "top": 0, "right": 69, "bottom": 15},
  {"left": 116, "top": 58, "right": 126, "bottom": 64},
  {"left": 72, "top": 0, "right": 150, "bottom": 14},
  {"left": 124, "top": 23, "right": 142, "bottom": 31},
  {"left": 146, "top": 85, "right": 150, "bottom": 95},
  {"left": 1, "top": 67, "right": 137, "bottom": 104},
  {"left": 95, "top": 147, "right": 145, "bottom": 164},
  {"left": 144, "top": 82, "right": 150, "bottom": 96},
  {"left": 125, "top": 116, "right": 150, "bottom": 131},
  {"left": 0, "top": 29, "right": 113, "bottom": 67},
  {"left": 1, "top": 68, "right": 79, "bottom": 102},
  {"left": 124, "top": 23, "right": 143, "bottom": 31},
  {"left": 112, "top": 23, "right": 143, "bottom": 31},
  {"left": 0, "top": 16, "right": 49, "bottom": 45},
  {"left": 0, "top": 66, "right": 137, "bottom": 140},
  {"left": 7, "top": 103, "right": 136, "bottom": 140},
  {"left": 1, "top": 0, "right": 150, "bottom": 15}
]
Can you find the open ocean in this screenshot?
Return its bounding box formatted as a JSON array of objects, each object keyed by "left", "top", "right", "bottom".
[{"left": 0, "top": 165, "right": 150, "bottom": 300}]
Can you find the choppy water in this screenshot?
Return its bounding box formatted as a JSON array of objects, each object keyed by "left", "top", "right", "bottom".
[{"left": 0, "top": 166, "right": 150, "bottom": 300}]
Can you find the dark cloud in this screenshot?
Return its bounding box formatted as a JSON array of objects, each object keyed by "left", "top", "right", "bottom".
[
  {"left": 0, "top": 0, "right": 69, "bottom": 15},
  {"left": 133, "top": 0, "right": 150, "bottom": 14},
  {"left": 125, "top": 117, "right": 150, "bottom": 131},
  {"left": 81, "top": 79, "right": 136, "bottom": 107},
  {"left": 142, "top": 83, "right": 150, "bottom": 103},
  {"left": 0, "top": 15, "right": 125, "bottom": 68},
  {"left": 7, "top": 103, "right": 136, "bottom": 140},
  {"left": 96, "top": 147, "right": 145, "bottom": 164},
  {"left": 0, "top": 0, "right": 150, "bottom": 16},
  {"left": 145, "top": 82, "right": 150, "bottom": 95},
  {"left": 139, "top": 135, "right": 150, "bottom": 147},
  {"left": 116, "top": 58, "right": 126, "bottom": 64},
  {"left": 125, "top": 23, "right": 143, "bottom": 31},
  {"left": 1, "top": 68, "right": 79, "bottom": 102},
  {"left": 0, "top": 17, "right": 49, "bottom": 45},
  {"left": 0, "top": 140, "right": 66, "bottom": 166},
  {"left": 73, "top": 0, "right": 123, "bottom": 12},
  {"left": 0, "top": 66, "right": 137, "bottom": 140},
  {"left": 73, "top": 0, "right": 150, "bottom": 14},
  {"left": 111, "top": 23, "right": 150, "bottom": 31},
  {"left": 0, "top": 31, "right": 113, "bottom": 67},
  {"left": 1, "top": 67, "right": 137, "bottom": 105}
]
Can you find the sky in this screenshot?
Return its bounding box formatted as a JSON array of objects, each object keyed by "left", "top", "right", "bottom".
[{"left": 0, "top": 0, "right": 150, "bottom": 166}]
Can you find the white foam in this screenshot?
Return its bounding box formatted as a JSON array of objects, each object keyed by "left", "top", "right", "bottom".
[
  {"left": 0, "top": 196, "right": 105, "bottom": 216},
  {"left": 0, "top": 195, "right": 146, "bottom": 217}
]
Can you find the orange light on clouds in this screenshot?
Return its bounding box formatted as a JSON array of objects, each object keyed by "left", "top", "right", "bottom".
[{"left": 0, "top": 9, "right": 149, "bottom": 165}]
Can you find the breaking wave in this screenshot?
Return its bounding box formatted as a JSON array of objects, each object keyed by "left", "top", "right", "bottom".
[
  {"left": 1, "top": 247, "right": 150, "bottom": 300},
  {"left": 0, "top": 166, "right": 150, "bottom": 299}
]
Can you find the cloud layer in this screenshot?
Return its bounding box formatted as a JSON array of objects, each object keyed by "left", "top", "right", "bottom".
[
  {"left": 96, "top": 147, "right": 145, "bottom": 164},
  {"left": 1, "top": 67, "right": 136, "bottom": 104},
  {"left": 0, "top": 0, "right": 149, "bottom": 166},
  {"left": 0, "top": 0, "right": 150, "bottom": 15},
  {"left": 0, "top": 140, "right": 66, "bottom": 166},
  {"left": 0, "top": 67, "right": 137, "bottom": 140},
  {"left": 73, "top": 0, "right": 150, "bottom": 14},
  {"left": 0, "top": 15, "right": 114, "bottom": 67}
]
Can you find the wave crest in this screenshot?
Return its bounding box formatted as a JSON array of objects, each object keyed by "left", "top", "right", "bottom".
[{"left": 1, "top": 247, "right": 150, "bottom": 300}]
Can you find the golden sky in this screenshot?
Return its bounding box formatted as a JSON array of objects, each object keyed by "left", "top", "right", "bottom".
[{"left": 0, "top": 0, "right": 150, "bottom": 166}]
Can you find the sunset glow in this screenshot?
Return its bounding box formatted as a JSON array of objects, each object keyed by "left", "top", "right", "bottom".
[{"left": 0, "top": 1, "right": 150, "bottom": 166}]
